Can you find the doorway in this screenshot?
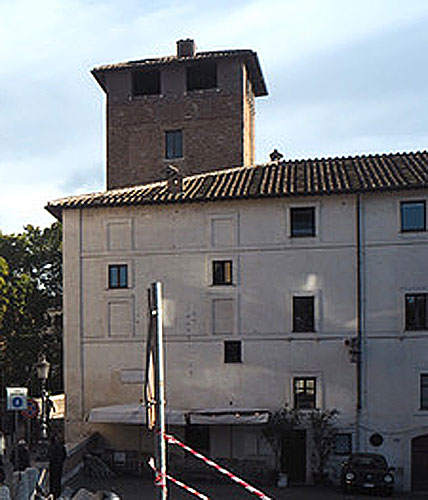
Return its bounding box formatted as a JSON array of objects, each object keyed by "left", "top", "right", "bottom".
[
  {"left": 281, "top": 430, "right": 306, "bottom": 483},
  {"left": 412, "top": 434, "right": 428, "bottom": 491}
]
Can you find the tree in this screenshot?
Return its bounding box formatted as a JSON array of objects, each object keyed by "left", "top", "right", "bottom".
[
  {"left": 0, "top": 223, "right": 62, "bottom": 395},
  {"left": 263, "top": 406, "right": 338, "bottom": 483},
  {"left": 306, "top": 408, "right": 338, "bottom": 483},
  {"left": 262, "top": 406, "right": 301, "bottom": 471}
]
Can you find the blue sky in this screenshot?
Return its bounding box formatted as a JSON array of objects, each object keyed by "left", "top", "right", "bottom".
[{"left": 1, "top": 0, "right": 428, "bottom": 233}]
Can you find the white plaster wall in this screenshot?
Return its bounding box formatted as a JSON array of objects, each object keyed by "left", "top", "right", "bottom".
[{"left": 62, "top": 190, "right": 428, "bottom": 490}]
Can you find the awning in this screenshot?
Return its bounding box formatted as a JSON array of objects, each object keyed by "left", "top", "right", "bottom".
[
  {"left": 188, "top": 408, "right": 270, "bottom": 425},
  {"left": 88, "top": 404, "right": 186, "bottom": 425}
]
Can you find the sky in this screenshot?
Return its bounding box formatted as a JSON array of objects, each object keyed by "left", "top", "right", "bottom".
[{"left": 1, "top": 0, "right": 428, "bottom": 234}]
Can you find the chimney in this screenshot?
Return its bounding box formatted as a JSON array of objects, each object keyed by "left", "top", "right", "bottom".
[{"left": 177, "top": 39, "right": 196, "bottom": 58}]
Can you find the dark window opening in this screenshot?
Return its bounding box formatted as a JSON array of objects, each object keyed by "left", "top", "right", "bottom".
[
  {"left": 212, "top": 260, "right": 233, "bottom": 286},
  {"left": 421, "top": 374, "right": 428, "bottom": 410},
  {"left": 405, "top": 293, "right": 428, "bottom": 331},
  {"left": 165, "top": 130, "right": 183, "bottom": 159},
  {"left": 291, "top": 207, "right": 315, "bottom": 237},
  {"left": 294, "top": 377, "right": 316, "bottom": 410},
  {"left": 293, "top": 296, "right": 315, "bottom": 332},
  {"left": 224, "top": 340, "right": 241, "bottom": 363},
  {"left": 185, "top": 425, "right": 210, "bottom": 455},
  {"left": 108, "top": 264, "right": 128, "bottom": 289},
  {"left": 401, "top": 201, "right": 426, "bottom": 232},
  {"left": 187, "top": 61, "right": 217, "bottom": 91},
  {"left": 132, "top": 69, "right": 161, "bottom": 96}
]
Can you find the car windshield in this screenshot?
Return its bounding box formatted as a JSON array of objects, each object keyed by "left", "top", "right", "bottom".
[{"left": 351, "top": 454, "right": 387, "bottom": 468}]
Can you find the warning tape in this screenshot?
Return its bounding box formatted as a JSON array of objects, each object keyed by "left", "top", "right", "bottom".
[
  {"left": 163, "top": 433, "right": 273, "bottom": 500},
  {"left": 148, "top": 457, "right": 210, "bottom": 500}
]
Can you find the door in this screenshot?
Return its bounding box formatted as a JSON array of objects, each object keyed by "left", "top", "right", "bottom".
[
  {"left": 412, "top": 434, "right": 428, "bottom": 491},
  {"left": 281, "top": 430, "right": 306, "bottom": 483}
]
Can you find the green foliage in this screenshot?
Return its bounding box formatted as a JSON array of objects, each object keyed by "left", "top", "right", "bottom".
[
  {"left": 264, "top": 406, "right": 338, "bottom": 477},
  {"left": 263, "top": 406, "right": 301, "bottom": 470},
  {"left": 0, "top": 223, "right": 63, "bottom": 395},
  {"left": 306, "top": 408, "right": 338, "bottom": 481}
]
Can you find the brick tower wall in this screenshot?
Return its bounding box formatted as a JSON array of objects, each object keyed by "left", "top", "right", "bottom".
[{"left": 104, "top": 58, "right": 255, "bottom": 189}]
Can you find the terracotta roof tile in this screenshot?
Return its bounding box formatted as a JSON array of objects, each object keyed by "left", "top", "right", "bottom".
[{"left": 46, "top": 151, "right": 428, "bottom": 220}]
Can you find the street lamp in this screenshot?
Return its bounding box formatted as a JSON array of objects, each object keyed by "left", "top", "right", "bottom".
[{"left": 36, "top": 354, "right": 51, "bottom": 444}]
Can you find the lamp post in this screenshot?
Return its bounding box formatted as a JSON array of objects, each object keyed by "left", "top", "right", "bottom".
[{"left": 36, "top": 354, "right": 51, "bottom": 450}]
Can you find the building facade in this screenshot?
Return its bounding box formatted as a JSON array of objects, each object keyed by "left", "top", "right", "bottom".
[{"left": 47, "top": 41, "right": 428, "bottom": 492}]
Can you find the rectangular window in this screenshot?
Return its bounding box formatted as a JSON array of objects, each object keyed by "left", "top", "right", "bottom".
[
  {"left": 165, "top": 130, "right": 183, "bottom": 159},
  {"left": 108, "top": 265, "right": 128, "bottom": 289},
  {"left": 187, "top": 61, "right": 217, "bottom": 91},
  {"left": 421, "top": 374, "right": 428, "bottom": 410},
  {"left": 290, "top": 207, "right": 315, "bottom": 237},
  {"left": 293, "top": 296, "right": 315, "bottom": 332},
  {"left": 132, "top": 69, "right": 161, "bottom": 96},
  {"left": 294, "top": 377, "right": 316, "bottom": 409},
  {"left": 224, "top": 340, "right": 241, "bottom": 363},
  {"left": 212, "top": 260, "right": 233, "bottom": 285},
  {"left": 401, "top": 201, "right": 426, "bottom": 232},
  {"left": 405, "top": 293, "right": 428, "bottom": 330},
  {"left": 334, "top": 433, "right": 352, "bottom": 455}
]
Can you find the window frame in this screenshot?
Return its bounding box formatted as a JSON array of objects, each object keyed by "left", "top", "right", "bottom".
[
  {"left": 421, "top": 374, "right": 428, "bottom": 410},
  {"left": 290, "top": 206, "right": 316, "bottom": 238},
  {"left": 405, "top": 293, "right": 428, "bottom": 331},
  {"left": 108, "top": 264, "right": 128, "bottom": 289},
  {"left": 165, "top": 130, "right": 183, "bottom": 159},
  {"left": 293, "top": 376, "right": 317, "bottom": 410},
  {"left": 292, "top": 295, "right": 316, "bottom": 333},
  {"left": 400, "top": 200, "right": 426, "bottom": 233},
  {"left": 212, "top": 260, "right": 233, "bottom": 286},
  {"left": 224, "top": 340, "right": 242, "bottom": 364}
]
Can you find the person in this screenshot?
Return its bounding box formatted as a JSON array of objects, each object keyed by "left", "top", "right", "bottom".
[
  {"left": 48, "top": 435, "right": 66, "bottom": 499},
  {"left": 14, "top": 439, "right": 30, "bottom": 472}
]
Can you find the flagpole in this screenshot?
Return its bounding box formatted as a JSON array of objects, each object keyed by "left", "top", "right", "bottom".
[{"left": 153, "top": 281, "right": 167, "bottom": 500}]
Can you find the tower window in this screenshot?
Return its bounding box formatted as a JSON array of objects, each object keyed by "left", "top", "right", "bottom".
[
  {"left": 187, "top": 61, "right": 217, "bottom": 91},
  {"left": 132, "top": 69, "right": 160, "bottom": 96},
  {"left": 165, "top": 130, "right": 183, "bottom": 159}
]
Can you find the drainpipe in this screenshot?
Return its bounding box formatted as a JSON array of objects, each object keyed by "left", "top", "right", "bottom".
[{"left": 355, "top": 194, "right": 364, "bottom": 450}]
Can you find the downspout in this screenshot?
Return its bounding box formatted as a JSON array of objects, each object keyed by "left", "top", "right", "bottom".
[{"left": 355, "top": 194, "right": 363, "bottom": 450}]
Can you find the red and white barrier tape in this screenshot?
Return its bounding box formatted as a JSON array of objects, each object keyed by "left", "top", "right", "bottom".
[
  {"left": 148, "top": 457, "right": 210, "bottom": 500},
  {"left": 163, "top": 433, "right": 273, "bottom": 500}
]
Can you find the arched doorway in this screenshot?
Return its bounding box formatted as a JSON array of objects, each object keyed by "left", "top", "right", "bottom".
[{"left": 412, "top": 434, "right": 428, "bottom": 491}]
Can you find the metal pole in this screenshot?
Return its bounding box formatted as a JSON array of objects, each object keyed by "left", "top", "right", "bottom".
[
  {"left": 41, "top": 380, "right": 48, "bottom": 441},
  {"left": 153, "top": 282, "right": 167, "bottom": 500}
]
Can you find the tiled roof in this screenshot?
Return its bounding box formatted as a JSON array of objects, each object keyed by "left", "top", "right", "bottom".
[
  {"left": 46, "top": 151, "right": 428, "bottom": 220},
  {"left": 92, "top": 49, "right": 268, "bottom": 97}
]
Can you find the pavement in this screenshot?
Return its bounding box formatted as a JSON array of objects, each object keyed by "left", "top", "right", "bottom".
[{"left": 66, "top": 473, "right": 428, "bottom": 499}]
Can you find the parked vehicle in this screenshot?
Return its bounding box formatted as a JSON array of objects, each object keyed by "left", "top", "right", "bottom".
[{"left": 341, "top": 453, "right": 394, "bottom": 496}]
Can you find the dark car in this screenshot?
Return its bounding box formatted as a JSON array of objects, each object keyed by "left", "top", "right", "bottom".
[{"left": 341, "top": 453, "right": 394, "bottom": 496}]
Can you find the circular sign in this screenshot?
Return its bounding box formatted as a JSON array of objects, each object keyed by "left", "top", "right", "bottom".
[
  {"left": 369, "top": 432, "right": 384, "bottom": 447},
  {"left": 11, "top": 396, "right": 25, "bottom": 409},
  {"left": 21, "top": 398, "right": 39, "bottom": 419}
]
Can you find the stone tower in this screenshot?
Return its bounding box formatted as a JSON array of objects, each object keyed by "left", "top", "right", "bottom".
[{"left": 92, "top": 39, "right": 268, "bottom": 189}]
